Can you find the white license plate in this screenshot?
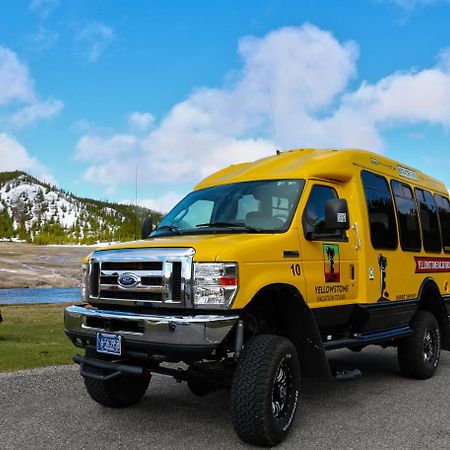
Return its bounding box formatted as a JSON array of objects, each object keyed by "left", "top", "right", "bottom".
[{"left": 96, "top": 332, "right": 122, "bottom": 356}]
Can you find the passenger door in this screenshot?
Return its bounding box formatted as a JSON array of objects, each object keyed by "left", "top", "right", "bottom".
[{"left": 299, "top": 182, "right": 360, "bottom": 310}]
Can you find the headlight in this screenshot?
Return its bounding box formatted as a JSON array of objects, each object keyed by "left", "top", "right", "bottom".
[
  {"left": 193, "top": 262, "right": 238, "bottom": 307},
  {"left": 80, "top": 264, "right": 88, "bottom": 302}
]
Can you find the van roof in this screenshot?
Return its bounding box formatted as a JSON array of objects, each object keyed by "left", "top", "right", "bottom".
[{"left": 194, "top": 148, "right": 448, "bottom": 195}]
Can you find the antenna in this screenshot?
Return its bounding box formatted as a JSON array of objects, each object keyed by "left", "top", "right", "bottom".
[
  {"left": 134, "top": 164, "right": 138, "bottom": 240},
  {"left": 268, "top": 87, "right": 280, "bottom": 154}
]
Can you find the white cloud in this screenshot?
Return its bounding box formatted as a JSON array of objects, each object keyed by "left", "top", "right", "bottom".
[
  {"left": 7, "top": 98, "right": 64, "bottom": 129},
  {"left": 0, "top": 46, "right": 63, "bottom": 129},
  {"left": 76, "top": 22, "right": 114, "bottom": 62},
  {"left": 339, "top": 68, "right": 450, "bottom": 126},
  {"left": 0, "top": 47, "right": 60, "bottom": 183},
  {"left": 76, "top": 134, "right": 138, "bottom": 163},
  {"left": 29, "top": 0, "right": 59, "bottom": 19},
  {"left": 0, "top": 47, "right": 35, "bottom": 106},
  {"left": 380, "top": 0, "right": 450, "bottom": 10},
  {"left": 438, "top": 47, "right": 450, "bottom": 70},
  {"left": 76, "top": 24, "right": 357, "bottom": 190},
  {"left": 378, "top": 1, "right": 450, "bottom": 24},
  {"left": 128, "top": 112, "right": 155, "bottom": 131},
  {"left": 70, "top": 118, "right": 97, "bottom": 134},
  {"left": 28, "top": 26, "right": 59, "bottom": 53},
  {"left": 75, "top": 23, "right": 450, "bottom": 196},
  {"left": 0, "top": 133, "right": 54, "bottom": 183},
  {"left": 122, "top": 193, "right": 185, "bottom": 215}
]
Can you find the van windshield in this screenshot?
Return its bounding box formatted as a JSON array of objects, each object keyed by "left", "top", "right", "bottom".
[{"left": 151, "top": 179, "right": 305, "bottom": 236}]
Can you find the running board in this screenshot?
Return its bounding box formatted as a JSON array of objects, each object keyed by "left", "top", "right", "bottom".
[
  {"left": 323, "top": 326, "right": 412, "bottom": 351},
  {"left": 332, "top": 368, "right": 362, "bottom": 382}
]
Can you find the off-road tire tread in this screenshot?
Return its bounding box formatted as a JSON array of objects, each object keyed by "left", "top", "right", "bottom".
[
  {"left": 231, "top": 334, "right": 300, "bottom": 446},
  {"left": 398, "top": 311, "right": 441, "bottom": 380}
]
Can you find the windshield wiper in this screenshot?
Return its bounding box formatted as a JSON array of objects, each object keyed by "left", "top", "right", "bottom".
[
  {"left": 154, "top": 224, "right": 182, "bottom": 234},
  {"left": 196, "top": 221, "right": 262, "bottom": 232}
]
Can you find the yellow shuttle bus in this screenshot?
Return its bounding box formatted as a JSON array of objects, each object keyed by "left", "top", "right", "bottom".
[{"left": 65, "top": 149, "right": 450, "bottom": 446}]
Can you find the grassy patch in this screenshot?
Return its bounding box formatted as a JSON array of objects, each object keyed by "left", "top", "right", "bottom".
[{"left": 0, "top": 303, "right": 75, "bottom": 372}]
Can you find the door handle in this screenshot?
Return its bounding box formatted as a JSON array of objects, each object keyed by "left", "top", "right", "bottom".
[{"left": 352, "top": 222, "right": 361, "bottom": 250}]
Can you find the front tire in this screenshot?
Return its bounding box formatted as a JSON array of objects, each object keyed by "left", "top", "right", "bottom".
[
  {"left": 231, "top": 335, "right": 301, "bottom": 446},
  {"left": 82, "top": 354, "right": 150, "bottom": 408},
  {"left": 398, "top": 311, "right": 441, "bottom": 379}
]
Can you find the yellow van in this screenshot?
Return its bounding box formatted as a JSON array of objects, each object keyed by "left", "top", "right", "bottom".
[{"left": 65, "top": 149, "right": 450, "bottom": 446}]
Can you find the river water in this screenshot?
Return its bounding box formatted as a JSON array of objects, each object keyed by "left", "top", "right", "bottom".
[{"left": 0, "top": 287, "right": 80, "bottom": 305}]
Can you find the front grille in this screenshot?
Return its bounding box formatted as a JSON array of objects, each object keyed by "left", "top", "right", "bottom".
[
  {"left": 99, "top": 290, "right": 162, "bottom": 301},
  {"left": 89, "top": 262, "right": 100, "bottom": 297},
  {"left": 87, "top": 248, "right": 194, "bottom": 308},
  {"left": 172, "top": 262, "right": 182, "bottom": 302},
  {"left": 100, "top": 276, "right": 118, "bottom": 285},
  {"left": 141, "top": 276, "right": 163, "bottom": 286},
  {"left": 102, "top": 261, "right": 162, "bottom": 271}
]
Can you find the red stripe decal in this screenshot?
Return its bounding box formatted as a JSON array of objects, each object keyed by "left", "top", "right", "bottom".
[{"left": 415, "top": 257, "right": 450, "bottom": 273}]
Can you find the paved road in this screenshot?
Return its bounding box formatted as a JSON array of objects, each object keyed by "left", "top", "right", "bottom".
[{"left": 1, "top": 348, "right": 449, "bottom": 449}]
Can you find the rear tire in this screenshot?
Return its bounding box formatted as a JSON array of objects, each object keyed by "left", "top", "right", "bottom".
[
  {"left": 398, "top": 311, "right": 441, "bottom": 379},
  {"left": 231, "top": 335, "right": 301, "bottom": 446}
]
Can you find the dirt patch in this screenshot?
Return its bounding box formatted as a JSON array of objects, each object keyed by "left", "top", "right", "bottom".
[{"left": 0, "top": 242, "right": 97, "bottom": 289}]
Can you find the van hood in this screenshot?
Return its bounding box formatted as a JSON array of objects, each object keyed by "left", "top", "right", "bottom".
[{"left": 93, "top": 230, "right": 300, "bottom": 263}]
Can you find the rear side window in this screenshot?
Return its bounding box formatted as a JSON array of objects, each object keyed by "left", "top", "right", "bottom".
[
  {"left": 415, "top": 188, "right": 442, "bottom": 253},
  {"left": 435, "top": 194, "right": 450, "bottom": 253},
  {"left": 361, "top": 171, "right": 398, "bottom": 249},
  {"left": 391, "top": 180, "right": 421, "bottom": 252}
]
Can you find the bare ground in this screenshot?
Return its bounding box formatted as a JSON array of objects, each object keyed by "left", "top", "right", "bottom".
[{"left": 0, "top": 242, "right": 95, "bottom": 289}]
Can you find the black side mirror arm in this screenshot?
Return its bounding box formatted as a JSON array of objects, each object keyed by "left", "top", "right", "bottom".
[{"left": 141, "top": 215, "right": 153, "bottom": 239}]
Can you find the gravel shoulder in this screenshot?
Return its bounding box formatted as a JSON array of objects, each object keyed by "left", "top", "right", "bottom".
[{"left": 1, "top": 347, "right": 449, "bottom": 449}]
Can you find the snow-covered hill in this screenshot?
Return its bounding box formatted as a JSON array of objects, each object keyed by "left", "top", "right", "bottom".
[{"left": 0, "top": 171, "right": 160, "bottom": 244}]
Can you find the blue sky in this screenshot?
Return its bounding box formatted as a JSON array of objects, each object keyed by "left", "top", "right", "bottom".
[{"left": 1, "top": 0, "right": 450, "bottom": 211}]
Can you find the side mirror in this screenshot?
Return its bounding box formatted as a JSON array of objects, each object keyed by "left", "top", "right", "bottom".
[
  {"left": 325, "top": 199, "right": 350, "bottom": 231},
  {"left": 141, "top": 215, "right": 153, "bottom": 239}
]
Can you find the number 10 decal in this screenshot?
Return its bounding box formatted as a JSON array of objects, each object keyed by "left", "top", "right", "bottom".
[{"left": 290, "top": 264, "right": 301, "bottom": 276}]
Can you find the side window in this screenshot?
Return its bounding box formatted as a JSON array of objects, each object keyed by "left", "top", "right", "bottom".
[
  {"left": 391, "top": 180, "right": 421, "bottom": 252},
  {"left": 303, "top": 185, "right": 339, "bottom": 240},
  {"left": 435, "top": 194, "right": 450, "bottom": 253},
  {"left": 415, "top": 188, "right": 442, "bottom": 253},
  {"left": 361, "top": 171, "right": 398, "bottom": 250}
]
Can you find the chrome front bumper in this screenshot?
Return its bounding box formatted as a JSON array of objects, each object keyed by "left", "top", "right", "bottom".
[{"left": 64, "top": 305, "right": 239, "bottom": 348}]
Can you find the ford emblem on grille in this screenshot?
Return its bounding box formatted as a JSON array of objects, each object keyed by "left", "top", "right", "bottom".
[{"left": 118, "top": 272, "right": 140, "bottom": 288}]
